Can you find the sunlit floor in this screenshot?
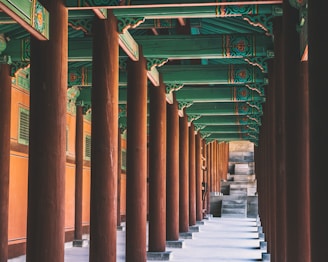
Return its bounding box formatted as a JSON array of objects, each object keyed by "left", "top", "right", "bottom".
[{"left": 10, "top": 217, "right": 266, "bottom": 262}]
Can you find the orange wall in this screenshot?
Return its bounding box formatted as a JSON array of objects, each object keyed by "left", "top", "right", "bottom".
[
  {"left": 8, "top": 81, "right": 94, "bottom": 245},
  {"left": 8, "top": 152, "right": 28, "bottom": 245},
  {"left": 8, "top": 77, "right": 126, "bottom": 248},
  {"left": 65, "top": 163, "right": 76, "bottom": 231}
]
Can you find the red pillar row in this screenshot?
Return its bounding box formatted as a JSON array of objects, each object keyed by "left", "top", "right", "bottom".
[
  {"left": 308, "top": 1, "right": 327, "bottom": 261},
  {"left": 195, "top": 133, "right": 203, "bottom": 221},
  {"left": 189, "top": 123, "right": 196, "bottom": 226},
  {"left": 148, "top": 79, "right": 167, "bottom": 252},
  {"left": 89, "top": 11, "right": 119, "bottom": 262},
  {"left": 166, "top": 96, "right": 180, "bottom": 241},
  {"left": 26, "top": 0, "right": 67, "bottom": 261},
  {"left": 74, "top": 105, "right": 84, "bottom": 242},
  {"left": 0, "top": 64, "right": 11, "bottom": 262},
  {"left": 125, "top": 47, "right": 148, "bottom": 262},
  {"left": 179, "top": 111, "right": 189, "bottom": 233},
  {"left": 283, "top": 2, "right": 310, "bottom": 262}
]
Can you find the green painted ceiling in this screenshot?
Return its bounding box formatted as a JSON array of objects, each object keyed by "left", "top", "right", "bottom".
[{"left": 0, "top": 1, "right": 308, "bottom": 145}]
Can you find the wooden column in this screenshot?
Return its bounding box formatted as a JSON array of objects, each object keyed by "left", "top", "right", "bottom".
[
  {"left": 126, "top": 48, "right": 148, "bottom": 262},
  {"left": 148, "top": 79, "right": 167, "bottom": 252},
  {"left": 74, "top": 105, "right": 84, "bottom": 242},
  {"left": 189, "top": 123, "right": 196, "bottom": 226},
  {"left": 213, "top": 142, "right": 217, "bottom": 192},
  {"left": 284, "top": 3, "right": 310, "bottom": 261},
  {"left": 308, "top": 1, "right": 327, "bottom": 260},
  {"left": 166, "top": 96, "right": 180, "bottom": 241},
  {"left": 0, "top": 64, "right": 11, "bottom": 262},
  {"left": 209, "top": 142, "right": 213, "bottom": 192},
  {"left": 195, "top": 133, "right": 203, "bottom": 221},
  {"left": 117, "top": 128, "right": 123, "bottom": 227},
  {"left": 273, "top": 14, "right": 287, "bottom": 262},
  {"left": 179, "top": 112, "right": 189, "bottom": 233},
  {"left": 203, "top": 140, "right": 209, "bottom": 217},
  {"left": 89, "top": 11, "right": 119, "bottom": 262},
  {"left": 266, "top": 59, "right": 277, "bottom": 258},
  {"left": 206, "top": 142, "right": 213, "bottom": 214},
  {"left": 26, "top": 1, "right": 67, "bottom": 261}
]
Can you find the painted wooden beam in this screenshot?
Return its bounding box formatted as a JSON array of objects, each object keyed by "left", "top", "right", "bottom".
[
  {"left": 66, "top": 1, "right": 282, "bottom": 19},
  {"left": 5, "top": 34, "right": 272, "bottom": 62},
  {"left": 0, "top": 0, "right": 49, "bottom": 40},
  {"left": 201, "top": 125, "right": 259, "bottom": 133},
  {"left": 118, "top": 86, "right": 264, "bottom": 103},
  {"left": 118, "top": 30, "right": 139, "bottom": 61},
  {"left": 133, "top": 34, "right": 272, "bottom": 59},
  {"left": 186, "top": 101, "right": 263, "bottom": 116},
  {"left": 193, "top": 115, "right": 261, "bottom": 125},
  {"left": 112, "top": 5, "right": 280, "bottom": 19},
  {"left": 67, "top": 63, "right": 267, "bottom": 87},
  {"left": 158, "top": 64, "right": 267, "bottom": 85},
  {"left": 205, "top": 132, "right": 258, "bottom": 140},
  {"left": 175, "top": 86, "right": 265, "bottom": 102}
]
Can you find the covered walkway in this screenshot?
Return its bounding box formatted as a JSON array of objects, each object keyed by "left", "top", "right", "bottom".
[{"left": 9, "top": 217, "right": 267, "bottom": 262}]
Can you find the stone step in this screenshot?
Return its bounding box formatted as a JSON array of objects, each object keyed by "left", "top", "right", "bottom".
[
  {"left": 222, "top": 203, "right": 246, "bottom": 209},
  {"left": 221, "top": 209, "right": 246, "bottom": 218},
  {"left": 222, "top": 199, "right": 246, "bottom": 205},
  {"left": 221, "top": 198, "right": 247, "bottom": 218},
  {"left": 221, "top": 208, "right": 246, "bottom": 215},
  {"left": 230, "top": 189, "right": 247, "bottom": 196}
]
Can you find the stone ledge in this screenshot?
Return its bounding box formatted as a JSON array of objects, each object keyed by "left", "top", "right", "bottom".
[
  {"left": 147, "top": 251, "right": 172, "bottom": 261},
  {"left": 72, "top": 239, "right": 89, "bottom": 247},
  {"left": 179, "top": 232, "right": 193, "bottom": 239},
  {"left": 166, "top": 240, "right": 185, "bottom": 248}
]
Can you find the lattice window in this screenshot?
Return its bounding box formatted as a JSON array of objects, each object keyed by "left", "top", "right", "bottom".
[
  {"left": 66, "top": 126, "right": 69, "bottom": 153},
  {"left": 18, "top": 107, "right": 29, "bottom": 145},
  {"left": 121, "top": 150, "right": 126, "bottom": 171},
  {"left": 85, "top": 135, "right": 91, "bottom": 160}
]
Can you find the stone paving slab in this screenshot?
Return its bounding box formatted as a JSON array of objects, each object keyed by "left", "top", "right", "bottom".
[{"left": 9, "top": 217, "right": 264, "bottom": 262}]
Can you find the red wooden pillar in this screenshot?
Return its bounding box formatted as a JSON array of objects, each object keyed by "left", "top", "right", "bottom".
[
  {"left": 213, "top": 141, "right": 217, "bottom": 192},
  {"left": 210, "top": 142, "right": 214, "bottom": 192},
  {"left": 206, "top": 142, "right": 211, "bottom": 214},
  {"left": 89, "top": 11, "right": 119, "bottom": 262},
  {"left": 273, "top": 14, "right": 287, "bottom": 262},
  {"left": 148, "top": 79, "right": 167, "bottom": 252},
  {"left": 283, "top": 3, "right": 310, "bottom": 261},
  {"left": 223, "top": 143, "right": 229, "bottom": 180},
  {"left": 208, "top": 143, "right": 212, "bottom": 193},
  {"left": 308, "top": 1, "right": 327, "bottom": 260},
  {"left": 189, "top": 123, "right": 196, "bottom": 226},
  {"left": 0, "top": 64, "right": 11, "bottom": 262},
  {"left": 126, "top": 48, "right": 148, "bottom": 262},
  {"left": 117, "top": 128, "right": 123, "bottom": 227},
  {"left": 195, "top": 133, "right": 203, "bottom": 221},
  {"left": 179, "top": 111, "right": 189, "bottom": 233},
  {"left": 202, "top": 140, "right": 208, "bottom": 216},
  {"left": 265, "top": 59, "right": 276, "bottom": 258},
  {"left": 74, "top": 105, "right": 84, "bottom": 243},
  {"left": 166, "top": 96, "right": 180, "bottom": 241},
  {"left": 26, "top": 1, "right": 67, "bottom": 261}
]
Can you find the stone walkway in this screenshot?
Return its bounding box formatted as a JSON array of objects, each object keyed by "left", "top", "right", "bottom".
[{"left": 9, "top": 217, "right": 267, "bottom": 262}]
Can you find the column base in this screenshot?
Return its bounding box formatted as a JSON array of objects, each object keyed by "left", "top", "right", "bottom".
[
  {"left": 179, "top": 232, "right": 193, "bottom": 239},
  {"left": 147, "top": 251, "right": 172, "bottom": 261},
  {"left": 189, "top": 225, "right": 200, "bottom": 232},
  {"left": 117, "top": 225, "right": 126, "bottom": 231},
  {"left": 259, "top": 241, "right": 267, "bottom": 252},
  {"left": 262, "top": 252, "right": 271, "bottom": 261},
  {"left": 166, "top": 240, "right": 185, "bottom": 248},
  {"left": 72, "top": 239, "right": 89, "bottom": 247},
  {"left": 204, "top": 214, "right": 213, "bottom": 220},
  {"left": 196, "top": 220, "right": 205, "bottom": 225},
  {"left": 258, "top": 232, "right": 265, "bottom": 241}
]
